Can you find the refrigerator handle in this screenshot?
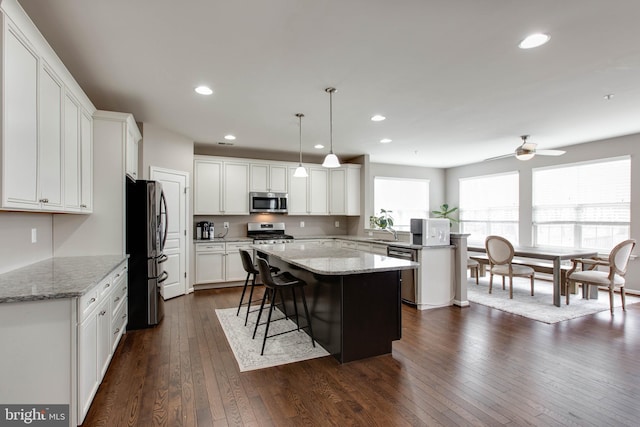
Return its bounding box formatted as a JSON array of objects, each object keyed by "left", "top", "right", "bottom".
[
  {"left": 160, "top": 190, "right": 169, "bottom": 251},
  {"left": 158, "top": 270, "right": 169, "bottom": 284},
  {"left": 158, "top": 253, "right": 168, "bottom": 264}
]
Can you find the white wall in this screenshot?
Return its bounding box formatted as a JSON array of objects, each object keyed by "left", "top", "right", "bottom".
[
  {"left": 445, "top": 133, "right": 640, "bottom": 292},
  {"left": 0, "top": 212, "right": 52, "bottom": 274}
]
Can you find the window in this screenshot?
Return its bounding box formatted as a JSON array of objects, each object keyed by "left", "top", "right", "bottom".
[
  {"left": 532, "top": 157, "right": 630, "bottom": 251},
  {"left": 459, "top": 172, "right": 519, "bottom": 245},
  {"left": 373, "top": 177, "right": 429, "bottom": 229}
]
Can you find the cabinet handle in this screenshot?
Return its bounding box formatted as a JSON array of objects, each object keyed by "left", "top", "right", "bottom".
[
  {"left": 114, "top": 296, "right": 120, "bottom": 303},
  {"left": 39, "top": 198, "right": 49, "bottom": 203},
  {"left": 88, "top": 297, "right": 96, "bottom": 305},
  {"left": 122, "top": 313, "right": 127, "bottom": 319},
  {"left": 105, "top": 283, "right": 111, "bottom": 289},
  {"left": 113, "top": 328, "right": 120, "bottom": 335},
  {"left": 100, "top": 310, "right": 106, "bottom": 316},
  {"left": 80, "top": 204, "right": 87, "bottom": 208}
]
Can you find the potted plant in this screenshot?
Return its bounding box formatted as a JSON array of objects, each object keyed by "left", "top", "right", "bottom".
[
  {"left": 369, "top": 209, "right": 394, "bottom": 229},
  {"left": 431, "top": 203, "right": 459, "bottom": 227}
]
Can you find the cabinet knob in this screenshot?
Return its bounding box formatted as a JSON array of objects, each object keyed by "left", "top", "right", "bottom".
[
  {"left": 80, "top": 204, "right": 87, "bottom": 208},
  {"left": 100, "top": 310, "right": 106, "bottom": 316},
  {"left": 39, "top": 198, "right": 49, "bottom": 203},
  {"left": 88, "top": 297, "right": 96, "bottom": 305}
]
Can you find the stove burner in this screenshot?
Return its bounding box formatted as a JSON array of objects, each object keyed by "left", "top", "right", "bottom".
[{"left": 247, "top": 222, "right": 294, "bottom": 244}]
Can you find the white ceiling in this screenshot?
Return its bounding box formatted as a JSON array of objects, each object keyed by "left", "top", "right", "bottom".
[{"left": 17, "top": 0, "right": 640, "bottom": 168}]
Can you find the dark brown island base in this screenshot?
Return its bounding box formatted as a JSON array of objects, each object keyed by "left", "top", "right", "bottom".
[{"left": 253, "top": 242, "right": 419, "bottom": 363}]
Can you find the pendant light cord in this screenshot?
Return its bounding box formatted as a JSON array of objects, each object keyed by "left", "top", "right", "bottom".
[
  {"left": 326, "top": 87, "right": 336, "bottom": 154},
  {"left": 296, "top": 113, "right": 304, "bottom": 164}
]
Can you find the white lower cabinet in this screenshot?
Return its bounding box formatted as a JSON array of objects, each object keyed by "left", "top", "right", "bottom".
[
  {"left": 195, "top": 241, "right": 253, "bottom": 285},
  {"left": 77, "top": 260, "right": 128, "bottom": 424},
  {"left": 195, "top": 242, "right": 226, "bottom": 284}
]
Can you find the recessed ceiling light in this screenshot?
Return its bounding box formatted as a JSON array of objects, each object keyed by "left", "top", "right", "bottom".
[
  {"left": 518, "top": 33, "right": 550, "bottom": 49},
  {"left": 371, "top": 115, "right": 386, "bottom": 122},
  {"left": 195, "top": 85, "right": 213, "bottom": 95},
  {"left": 314, "top": 144, "right": 325, "bottom": 149},
  {"left": 224, "top": 134, "right": 236, "bottom": 140},
  {"left": 380, "top": 138, "right": 392, "bottom": 144}
]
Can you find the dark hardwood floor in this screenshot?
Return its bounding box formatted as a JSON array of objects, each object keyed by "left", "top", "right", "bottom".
[{"left": 81, "top": 284, "right": 640, "bottom": 426}]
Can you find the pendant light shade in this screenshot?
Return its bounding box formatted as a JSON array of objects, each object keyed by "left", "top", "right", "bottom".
[
  {"left": 322, "top": 87, "right": 341, "bottom": 168},
  {"left": 293, "top": 113, "right": 308, "bottom": 178}
]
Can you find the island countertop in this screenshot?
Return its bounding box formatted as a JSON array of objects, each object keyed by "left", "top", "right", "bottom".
[
  {"left": 0, "top": 255, "right": 127, "bottom": 303},
  {"left": 252, "top": 242, "right": 419, "bottom": 275}
]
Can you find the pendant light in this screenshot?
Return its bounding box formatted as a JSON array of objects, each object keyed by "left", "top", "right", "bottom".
[
  {"left": 322, "top": 87, "right": 341, "bottom": 168},
  {"left": 293, "top": 113, "right": 308, "bottom": 178}
]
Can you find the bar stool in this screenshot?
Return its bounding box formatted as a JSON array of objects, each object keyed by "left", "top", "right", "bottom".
[
  {"left": 237, "top": 249, "right": 279, "bottom": 326},
  {"left": 253, "top": 257, "right": 316, "bottom": 356}
]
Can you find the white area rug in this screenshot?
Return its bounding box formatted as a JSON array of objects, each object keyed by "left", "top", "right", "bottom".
[
  {"left": 467, "top": 277, "right": 639, "bottom": 324},
  {"left": 216, "top": 306, "right": 329, "bottom": 372}
]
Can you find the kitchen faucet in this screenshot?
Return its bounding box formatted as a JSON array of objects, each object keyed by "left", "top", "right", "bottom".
[{"left": 385, "top": 226, "right": 398, "bottom": 241}]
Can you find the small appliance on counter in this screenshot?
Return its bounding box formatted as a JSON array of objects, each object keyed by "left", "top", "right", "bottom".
[
  {"left": 410, "top": 218, "right": 451, "bottom": 246},
  {"left": 196, "top": 221, "right": 214, "bottom": 240}
]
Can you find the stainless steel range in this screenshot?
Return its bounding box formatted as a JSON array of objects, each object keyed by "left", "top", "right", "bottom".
[{"left": 248, "top": 222, "right": 294, "bottom": 245}]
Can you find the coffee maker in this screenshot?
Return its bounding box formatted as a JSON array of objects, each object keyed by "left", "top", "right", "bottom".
[{"left": 196, "top": 221, "right": 214, "bottom": 240}]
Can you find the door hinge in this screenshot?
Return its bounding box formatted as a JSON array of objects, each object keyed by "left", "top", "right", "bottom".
[
  {"left": 184, "top": 272, "right": 187, "bottom": 278},
  {"left": 184, "top": 229, "right": 187, "bottom": 236}
]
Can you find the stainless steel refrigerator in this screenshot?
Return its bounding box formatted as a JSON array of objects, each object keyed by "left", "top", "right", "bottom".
[{"left": 126, "top": 179, "right": 168, "bottom": 330}]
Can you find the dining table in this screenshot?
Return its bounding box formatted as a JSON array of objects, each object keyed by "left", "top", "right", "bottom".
[{"left": 467, "top": 244, "right": 599, "bottom": 307}]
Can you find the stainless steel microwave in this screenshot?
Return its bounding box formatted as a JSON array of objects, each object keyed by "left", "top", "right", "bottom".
[{"left": 249, "top": 192, "right": 288, "bottom": 213}]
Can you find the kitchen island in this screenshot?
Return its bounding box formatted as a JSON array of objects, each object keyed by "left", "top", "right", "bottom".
[{"left": 253, "top": 242, "right": 419, "bottom": 363}]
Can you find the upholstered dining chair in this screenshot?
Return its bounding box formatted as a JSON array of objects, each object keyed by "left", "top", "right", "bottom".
[
  {"left": 467, "top": 258, "right": 479, "bottom": 285},
  {"left": 485, "top": 235, "right": 535, "bottom": 299},
  {"left": 565, "top": 239, "right": 636, "bottom": 314}
]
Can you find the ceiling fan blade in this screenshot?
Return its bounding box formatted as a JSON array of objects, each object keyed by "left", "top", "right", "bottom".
[
  {"left": 537, "top": 149, "right": 566, "bottom": 156},
  {"left": 484, "top": 153, "right": 515, "bottom": 161}
]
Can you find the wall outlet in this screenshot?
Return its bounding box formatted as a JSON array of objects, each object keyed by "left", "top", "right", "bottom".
[
  {"left": 334, "top": 221, "right": 340, "bottom": 228},
  {"left": 223, "top": 222, "right": 229, "bottom": 229},
  {"left": 300, "top": 221, "right": 305, "bottom": 228},
  {"left": 31, "top": 228, "right": 37, "bottom": 243}
]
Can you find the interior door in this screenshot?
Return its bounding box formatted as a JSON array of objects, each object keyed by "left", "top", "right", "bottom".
[{"left": 150, "top": 167, "right": 189, "bottom": 300}]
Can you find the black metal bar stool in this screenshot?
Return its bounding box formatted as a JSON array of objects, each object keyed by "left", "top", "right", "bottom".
[
  {"left": 237, "top": 249, "right": 279, "bottom": 326},
  {"left": 253, "top": 257, "right": 316, "bottom": 356}
]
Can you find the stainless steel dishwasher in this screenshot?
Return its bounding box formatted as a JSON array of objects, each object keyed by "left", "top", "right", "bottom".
[{"left": 387, "top": 245, "right": 419, "bottom": 305}]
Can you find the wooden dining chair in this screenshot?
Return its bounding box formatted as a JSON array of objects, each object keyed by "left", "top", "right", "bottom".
[
  {"left": 565, "top": 239, "right": 636, "bottom": 314},
  {"left": 485, "top": 235, "right": 535, "bottom": 299}
]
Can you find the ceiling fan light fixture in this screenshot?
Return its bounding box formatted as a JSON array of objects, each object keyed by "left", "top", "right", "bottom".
[
  {"left": 518, "top": 33, "right": 550, "bottom": 49},
  {"left": 322, "top": 87, "right": 341, "bottom": 168},
  {"left": 515, "top": 147, "right": 535, "bottom": 161},
  {"left": 293, "top": 113, "right": 308, "bottom": 178}
]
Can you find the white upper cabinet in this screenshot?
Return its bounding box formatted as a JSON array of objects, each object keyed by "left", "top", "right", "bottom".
[
  {"left": 125, "top": 122, "right": 141, "bottom": 180},
  {"left": 287, "top": 165, "right": 329, "bottom": 215},
  {"left": 64, "top": 93, "right": 81, "bottom": 210},
  {"left": 308, "top": 167, "right": 329, "bottom": 215},
  {"left": 196, "top": 156, "right": 360, "bottom": 216},
  {"left": 250, "top": 162, "right": 287, "bottom": 193},
  {"left": 329, "top": 164, "right": 361, "bottom": 216},
  {"left": 38, "top": 62, "right": 64, "bottom": 210},
  {"left": 2, "top": 22, "right": 39, "bottom": 209},
  {"left": 287, "top": 166, "right": 309, "bottom": 215},
  {"left": 223, "top": 162, "right": 250, "bottom": 214},
  {"left": 0, "top": 1, "right": 96, "bottom": 213},
  {"left": 194, "top": 157, "right": 250, "bottom": 215},
  {"left": 194, "top": 158, "right": 222, "bottom": 214}
]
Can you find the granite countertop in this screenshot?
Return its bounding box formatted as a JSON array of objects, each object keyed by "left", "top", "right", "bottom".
[
  {"left": 252, "top": 242, "right": 419, "bottom": 275},
  {"left": 0, "top": 255, "right": 127, "bottom": 303}
]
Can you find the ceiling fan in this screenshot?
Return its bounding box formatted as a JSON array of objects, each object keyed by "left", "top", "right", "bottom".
[{"left": 486, "top": 135, "right": 566, "bottom": 161}]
